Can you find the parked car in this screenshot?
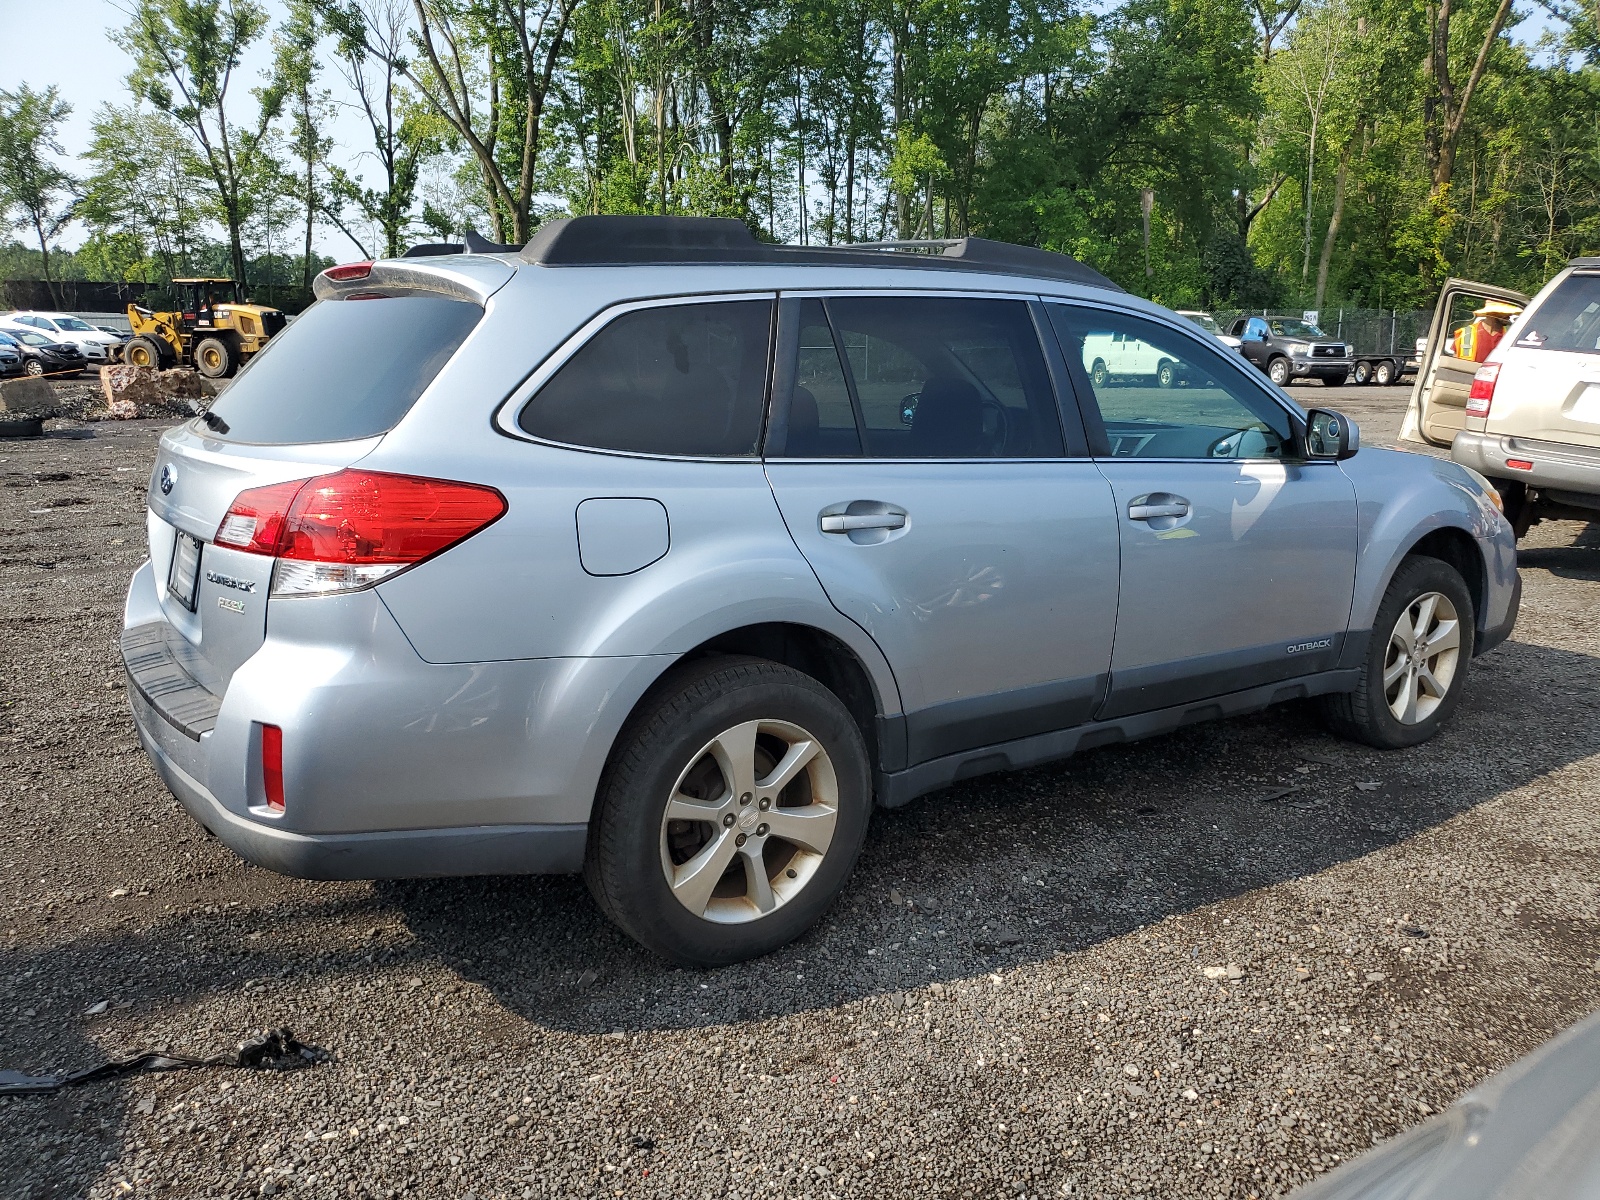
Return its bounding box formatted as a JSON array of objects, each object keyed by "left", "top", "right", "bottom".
[
  {"left": 1228, "top": 314, "right": 1354, "bottom": 386},
  {"left": 123, "top": 217, "right": 1519, "bottom": 966},
  {"left": 1290, "top": 1007, "right": 1600, "bottom": 1200},
  {"left": 1177, "top": 309, "right": 1243, "bottom": 350},
  {"left": 2, "top": 310, "right": 124, "bottom": 363},
  {"left": 7, "top": 329, "right": 88, "bottom": 376},
  {"left": 0, "top": 331, "right": 23, "bottom": 377},
  {"left": 1405, "top": 265, "right": 1598, "bottom": 539}
]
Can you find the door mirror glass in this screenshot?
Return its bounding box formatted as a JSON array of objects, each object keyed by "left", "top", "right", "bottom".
[{"left": 1305, "top": 408, "right": 1359, "bottom": 460}]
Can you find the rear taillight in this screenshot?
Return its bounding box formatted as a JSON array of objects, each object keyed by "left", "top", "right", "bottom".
[
  {"left": 262, "top": 724, "right": 285, "bottom": 812},
  {"left": 1466, "top": 364, "right": 1500, "bottom": 417},
  {"left": 214, "top": 470, "right": 506, "bottom": 596}
]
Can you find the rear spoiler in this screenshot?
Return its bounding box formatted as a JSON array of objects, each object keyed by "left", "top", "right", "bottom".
[{"left": 312, "top": 255, "right": 515, "bottom": 306}]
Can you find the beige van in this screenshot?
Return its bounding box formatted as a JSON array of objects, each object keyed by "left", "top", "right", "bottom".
[{"left": 1403, "top": 263, "right": 1600, "bottom": 537}]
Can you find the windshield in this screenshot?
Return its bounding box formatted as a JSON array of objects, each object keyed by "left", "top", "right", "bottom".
[
  {"left": 0, "top": 332, "right": 16, "bottom": 347},
  {"left": 1183, "top": 313, "right": 1222, "bottom": 335},
  {"left": 52, "top": 316, "right": 95, "bottom": 331},
  {"left": 1268, "top": 319, "right": 1327, "bottom": 338},
  {"left": 16, "top": 331, "right": 53, "bottom": 347},
  {"left": 200, "top": 295, "right": 482, "bottom": 444}
]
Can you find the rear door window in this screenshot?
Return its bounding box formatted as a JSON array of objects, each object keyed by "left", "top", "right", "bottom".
[
  {"left": 201, "top": 295, "right": 482, "bottom": 444},
  {"left": 774, "top": 295, "right": 1064, "bottom": 458},
  {"left": 1517, "top": 274, "right": 1600, "bottom": 353},
  {"left": 518, "top": 299, "right": 773, "bottom": 457}
]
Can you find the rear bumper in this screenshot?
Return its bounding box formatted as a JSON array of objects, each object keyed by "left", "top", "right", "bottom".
[
  {"left": 1452, "top": 431, "right": 1600, "bottom": 500},
  {"left": 129, "top": 685, "right": 586, "bottom": 879},
  {"left": 122, "top": 559, "right": 671, "bottom": 879}
]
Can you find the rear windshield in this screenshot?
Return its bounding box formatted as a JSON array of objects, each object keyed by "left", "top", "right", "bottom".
[
  {"left": 1518, "top": 274, "right": 1600, "bottom": 353},
  {"left": 200, "top": 295, "right": 482, "bottom": 444}
]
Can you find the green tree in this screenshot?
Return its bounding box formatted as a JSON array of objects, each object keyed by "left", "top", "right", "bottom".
[
  {"left": 0, "top": 84, "right": 78, "bottom": 304},
  {"left": 116, "top": 0, "right": 281, "bottom": 287}
]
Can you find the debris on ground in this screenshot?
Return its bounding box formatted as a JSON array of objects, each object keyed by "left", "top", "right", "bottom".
[{"left": 0, "top": 1028, "right": 331, "bottom": 1097}]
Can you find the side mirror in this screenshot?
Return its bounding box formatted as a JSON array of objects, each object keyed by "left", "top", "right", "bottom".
[{"left": 1304, "top": 408, "right": 1359, "bottom": 460}]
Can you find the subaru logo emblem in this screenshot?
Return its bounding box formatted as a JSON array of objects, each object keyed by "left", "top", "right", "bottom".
[{"left": 159, "top": 464, "right": 177, "bottom": 495}]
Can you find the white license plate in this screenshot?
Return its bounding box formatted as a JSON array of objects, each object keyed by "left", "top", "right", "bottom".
[{"left": 167, "top": 532, "right": 203, "bottom": 611}]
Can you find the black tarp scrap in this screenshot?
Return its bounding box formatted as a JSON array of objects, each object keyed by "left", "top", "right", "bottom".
[{"left": 0, "top": 1028, "right": 331, "bottom": 1097}]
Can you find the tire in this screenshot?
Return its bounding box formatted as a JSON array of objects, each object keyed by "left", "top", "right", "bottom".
[
  {"left": 1157, "top": 360, "right": 1177, "bottom": 389},
  {"left": 1320, "top": 557, "right": 1475, "bottom": 749},
  {"left": 1324, "top": 371, "right": 1348, "bottom": 387},
  {"left": 584, "top": 656, "right": 872, "bottom": 966},
  {"left": 1267, "top": 357, "right": 1292, "bottom": 386},
  {"left": 23, "top": 359, "right": 43, "bottom": 377},
  {"left": 194, "top": 336, "right": 235, "bottom": 378},
  {"left": 1352, "top": 360, "right": 1372, "bottom": 385},
  {"left": 1496, "top": 479, "right": 1536, "bottom": 539},
  {"left": 1090, "top": 359, "right": 1109, "bottom": 388},
  {"left": 124, "top": 336, "right": 165, "bottom": 369},
  {"left": 1373, "top": 359, "right": 1396, "bottom": 386}
]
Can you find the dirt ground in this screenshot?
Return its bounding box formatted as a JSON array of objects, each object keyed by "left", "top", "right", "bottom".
[{"left": 2, "top": 385, "right": 1598, "bottom": 1200}]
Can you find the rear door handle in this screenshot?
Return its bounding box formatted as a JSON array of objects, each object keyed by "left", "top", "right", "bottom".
[
  {"left": 821, "top": 512, "right": 906, "bottom": 533},
  {"left": 1128, "top": 499, "right": 1191, "bottom": 521}
]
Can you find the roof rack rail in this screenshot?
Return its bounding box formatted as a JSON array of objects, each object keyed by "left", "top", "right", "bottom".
[
  {"left": 402, "top": 229, "right": 523, "bottom": 258},
  {"left": 518, "top": 216, "right": 1119, "bottom": 291}
]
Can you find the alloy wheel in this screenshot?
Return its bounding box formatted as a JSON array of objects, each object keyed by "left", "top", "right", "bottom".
[
  {"left": 659, "top": 718, "right": 839, "bottom": 924},
  {"left": 1384, "top": 591, "right": 1461, "bottom": 724}
]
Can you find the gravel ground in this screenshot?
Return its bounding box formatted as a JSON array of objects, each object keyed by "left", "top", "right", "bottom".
[{"left": 3, "top": 385, "right": 1599, "bottom": 1200}]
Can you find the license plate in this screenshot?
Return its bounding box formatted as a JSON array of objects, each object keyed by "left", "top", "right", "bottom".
[{"left": 167, "top": 532, "right": 203, "bottom": 611}]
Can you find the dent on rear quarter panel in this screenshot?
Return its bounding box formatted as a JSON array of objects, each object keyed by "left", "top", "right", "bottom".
[{"left": 1341, "top": 447, "right": 1508, "bottom": 633}]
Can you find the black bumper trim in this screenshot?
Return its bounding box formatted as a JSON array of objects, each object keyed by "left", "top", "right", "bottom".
[{"left": 121, "top": 622, "right": 221, "bottom": 740}]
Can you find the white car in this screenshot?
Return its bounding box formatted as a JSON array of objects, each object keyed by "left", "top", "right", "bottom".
[
  {"left": 1404, "top": 264, "right": 1600, "bottom": 537},
  {"left": 1, "top": 311, "right": 124, "bottom": 362},
  {"left": 1178, "top": 310, "right": 1244, "bottom": 350}
]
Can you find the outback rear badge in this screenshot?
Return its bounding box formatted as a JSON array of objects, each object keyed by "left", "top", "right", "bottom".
[
  {"left": 1287, "top": 638, "right": 1333, "bottom": 654},
  {"left": 217, "top": 597, "right": 246, "bottom": 614},
  {"left": 205, "top": 570, "right": 257, "bottom": 593}
]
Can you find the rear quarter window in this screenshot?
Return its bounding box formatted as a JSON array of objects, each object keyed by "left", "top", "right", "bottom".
[
  {"left": 1518, "top": 274, "right": 1600, "bottom": 353},
  {"left": 517, "top": 299, "right": 773, "bottom": 457},
  {"left": 200, "top": 295, "right": 482, "bottom": 444}
]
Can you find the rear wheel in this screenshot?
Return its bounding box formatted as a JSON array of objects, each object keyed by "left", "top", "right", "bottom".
[
  {"left": 1090, "top": 359, "right": 1109, "bottom": 388},
  {"left": 1373, "top": 359, "right": 1397, "bottom": 386},
  {"left": 1321, "top": 557, "right": 1475, "bottom": 749},
  {"left": 194, "top": 336, "right": 235, "bottom": 379},
  {"left": 1157, "top": 360, "right": 1178, "bottom": 388},
  {"left": 584, "top": 657, "right": 871, "bottom": 966},
  {"left": 124, "top": 337, "right": 165, "bottom": 369},
  {"left": 1267, "top": 357, "right": 1292, "bottom": 386},
  {"left": 1352, "top": 360, "right": 1372, "bottom": 385},
  {"left": 1496, "top": 479, "right": 1536, "bottom": 539}
]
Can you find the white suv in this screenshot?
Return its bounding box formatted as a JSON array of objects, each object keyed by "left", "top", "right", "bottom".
[
  {"left": 1404, "top": 264, "right": 1600, "bottom": 537},
  {"left": 1, "top": 311, "right": 125, "bottom": 362}
]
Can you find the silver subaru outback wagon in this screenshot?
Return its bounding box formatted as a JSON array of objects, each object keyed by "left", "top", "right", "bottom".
[{"left": 124, "top": 216, "right": 1520, "bottom": 966}]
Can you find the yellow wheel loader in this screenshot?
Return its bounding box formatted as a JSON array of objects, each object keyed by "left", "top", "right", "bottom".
[{"left": 122, "top": 278, "right": 287, "bottom": 378}]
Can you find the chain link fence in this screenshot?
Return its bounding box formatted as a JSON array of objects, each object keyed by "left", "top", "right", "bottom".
[{"left": 1213, "top": 308, "right": 1431, "bottom": 357}]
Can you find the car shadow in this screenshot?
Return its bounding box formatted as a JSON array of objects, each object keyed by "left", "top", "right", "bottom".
[
  {"left": 1517, "top": 519, "right": 1599, "bottom": 580},
  {"left": 4, "top": 636, "right": 1598, "bottom": 1198}
]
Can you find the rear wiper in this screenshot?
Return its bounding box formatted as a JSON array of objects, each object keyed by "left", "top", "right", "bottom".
[{"left": 199, "top": 410, "right": 229, "bottom": 435}]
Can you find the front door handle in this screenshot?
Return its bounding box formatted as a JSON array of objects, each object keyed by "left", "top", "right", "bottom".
[
  {"left": 821, "top": 512, "right": 906, "bottom": 533},
  {"left": 1128, "top": 498, "right": 1191, "bottom": 521}
]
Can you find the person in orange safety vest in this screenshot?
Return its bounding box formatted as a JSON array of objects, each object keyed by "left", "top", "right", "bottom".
[{"left": 1451, "top": 300, "right": 1522, "bottom": 362}]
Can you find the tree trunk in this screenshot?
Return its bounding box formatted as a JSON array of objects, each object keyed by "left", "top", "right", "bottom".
[
  {"left": 1314, "top": 140, "right": 1351, "bottom": 311},
  {"left": 34, "top": 219, "right": 58, "bottom": 308}
]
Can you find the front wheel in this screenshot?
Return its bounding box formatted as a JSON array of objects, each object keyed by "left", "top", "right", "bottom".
[
  {"left": 1090, "top": 359, "right": 1109, "bottom": 388},
  {"left": 24, "top": 359, "right": 43, "bottom": 377},
  {"left": 1324, "top": 371, "right": 1349, "bottom": 387},
  {"left": 1157, "top": 360, "right": 1177, "bottom": 388},
  {"left": 584, "top": 657, "right": 872, "bottom": 966},
  {"left": 194, "top": 336, "right": 235, "bottom": 379},
  {"left": 124, "top": 336, "right": 165, "bottom": 369},
  {"left": 1321, "top": 557, "right": 1475, "bottom": 749},
  {"left": 1267, "top": 357, "right": 1292, "bottom": 386}
]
